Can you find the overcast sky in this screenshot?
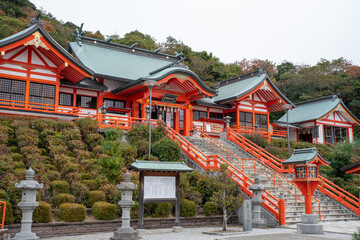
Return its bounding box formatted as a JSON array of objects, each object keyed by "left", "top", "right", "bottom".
[{"left": 31, "top": 0, "right": 360, "bottom": 66}]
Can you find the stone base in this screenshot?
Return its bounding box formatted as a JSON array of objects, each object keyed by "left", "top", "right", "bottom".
[
  {"left": 12, "top": 232, "right": 39, "bottom": 240},
  {"left": 110, "top": 227, "right": 139, "bottom": 240},
  {"left": 297, "top": 214, "right": 323, "bottom": 235},
  {"left": 0, "top": 229, "right": 10, "bottom": 240},
  {"left": 252, "top": 220, "right": 266, "bottom": 228},
  {"left": 172, "top": 226, "right": 183, "bottom": 233}
]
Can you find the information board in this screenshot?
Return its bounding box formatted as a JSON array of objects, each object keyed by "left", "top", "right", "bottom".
[
  {"left": 161, "top": 94, "right": 178, "bottom": 104},
  {"left": 144, "top": 176, "right": 176, "bottom": 199}
]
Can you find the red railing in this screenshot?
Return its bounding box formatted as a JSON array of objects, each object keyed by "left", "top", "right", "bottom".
[
  {"left": 160, "top": 121, "right": 286, "bottom": 225},
  {"left": 0, "top": 98, "right": 79, "bottom": 115},
  {"left": 97, "top": 114, "right": 158, "bottom": 130},
  {"left": 231, "top": 125, "right": 287, "bottom": 139},
  {"left": 228, "top": 127, "right": 360, "bottom": 217},
  {"left": 318, "top": 176, "right": 360, "bottom": 215},
  {"left": 196, "top": 129, "right": 321, "bottom": 219},
  {"left": 0, "top": 201, "right": 6, "bottom": 229},
  {"left": 228, "top": 129, "right": 293, "bottom": 173}
]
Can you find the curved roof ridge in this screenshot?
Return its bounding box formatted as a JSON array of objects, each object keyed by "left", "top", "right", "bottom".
[{"left": 295, "top": 95, "right": 340, "bottom": 106}]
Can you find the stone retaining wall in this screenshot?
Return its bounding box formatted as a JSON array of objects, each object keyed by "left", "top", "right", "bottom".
[
  {"left": 6, "top": 215, "right": 238, "bottom": 238},
  {"left": 0, "top": 229, "right": 10, "bottom": 240}
]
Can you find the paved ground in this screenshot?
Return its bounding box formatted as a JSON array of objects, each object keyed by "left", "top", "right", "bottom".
[{"left": 42, "top": 221, "right": 360, "bottom": 240}]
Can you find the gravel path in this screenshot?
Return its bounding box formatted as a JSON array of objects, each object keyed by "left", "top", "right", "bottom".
[{"left": 41, "top": 221, "right": 360, "bottom": 240}]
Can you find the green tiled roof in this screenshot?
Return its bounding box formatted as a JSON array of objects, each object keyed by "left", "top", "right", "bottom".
[
  {"left": 0, "top": 24, "right": 37, "bottom": 44},
  {"left": 69, "top": 41, "right": 176, "bottom": 81},
  {"left": 277, "top": 96, "right": 340, "bottom": 124},
  {"left": 283, "top": 148, "right": 328, "bottom": 165},
  {"left": 213, "top": 73, "right": 266, "bottom": 103},
  {"left": 130, "top": 160, "right": 193, "bottom": 172}
]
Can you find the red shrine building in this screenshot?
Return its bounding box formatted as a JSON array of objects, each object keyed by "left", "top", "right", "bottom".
[{"left": 0, "top": 19, "right": 358, "bottom": 143}]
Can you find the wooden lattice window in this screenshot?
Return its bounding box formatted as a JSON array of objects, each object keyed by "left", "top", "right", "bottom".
[{"left": 0, "top": 78, "right": 26, "bottom": 107}]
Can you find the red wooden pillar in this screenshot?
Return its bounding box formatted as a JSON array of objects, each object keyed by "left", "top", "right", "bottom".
[
  {"left": 184, "top": 105, "right": 192, "bottom": 136},
  {"left": 54, "top": 82, "right": 59, "bottom": 111},
  {"left": 73, "top": 89, "right": 77, "bottom": 108},
  {"left": 236, "top": 103, "right": 240, "bottom": 126},
  {"left": 173, "top": 109, "right": 179, "bottom": 132}
]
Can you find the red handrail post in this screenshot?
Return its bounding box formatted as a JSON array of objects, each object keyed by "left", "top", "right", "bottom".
[
  {"left": 0, "top": 201, "right": 6, "bottom": 229},
  {"left": 279, "top": 198, "right": 286, "bottom": 226}
]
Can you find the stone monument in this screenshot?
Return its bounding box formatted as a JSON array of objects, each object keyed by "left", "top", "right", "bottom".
[
  {"left": 110, "top": 171, "right": 138, "bottom": 240},
  {"left": 241, "top": 199, "right": 252, "bottom": 231},
  {"left": 12, "top": 167, "right": 43, "bottom": 240},
  {"left": 249, "top": 176, "right": 266, "bottom": 228}
]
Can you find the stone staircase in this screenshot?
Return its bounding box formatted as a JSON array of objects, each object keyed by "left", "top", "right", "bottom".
[{"left": 184, "top": 136, "right": 359, "bottom": 225}]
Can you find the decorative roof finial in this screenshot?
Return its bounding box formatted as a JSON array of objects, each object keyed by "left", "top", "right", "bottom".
[
  {"left": 27, "top": 12, "right": 43, "bottom": 27},
  {"left": 71, "top": 23, "right": 86, "bottom": 47}
]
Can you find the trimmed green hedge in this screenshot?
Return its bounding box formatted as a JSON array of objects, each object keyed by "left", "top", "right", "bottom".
[
  {"left": 86, "top": 191, "right": 106, "bottom": 207},
  {"left": 50, "top": 180, "right": 69, "bottom": 194},
  {"left": 58, "top": 203, "right": 86, "bottom": 222},
  {"left": 154, "top": 202, "right": 172, "bottom": 217},
  {"left": 54, "top": 194, "right": 75, "bottom": 208},
  {"left": 0, "top": 199, "right": 14, "bottom": 224},
  {"left": 82, "top": 180, "right": 98, "bottom": 191},
  {"left": 33, "top": 201, "right": 52, "bottom": 223},
  {"left": 0, "top": 189, "right": 6, "bottom": 199},
  {"left": 92, "top": 201, "right": 116, "bottom": 220},
  {"left": 46, "top": 170, "right": 61, "bottom": 181},
  {"left": 204, "top": 202, "right": 218, "bottom": 216},
  {"left": 180, "top": 199, "right": 197, "bottom": 217}
]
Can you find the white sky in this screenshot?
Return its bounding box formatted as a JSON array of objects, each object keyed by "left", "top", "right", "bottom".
[{"left": 31, "top": 0, "right": 360, "bottom": 66}]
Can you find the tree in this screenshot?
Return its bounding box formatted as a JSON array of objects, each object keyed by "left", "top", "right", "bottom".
[
  {"left": 111, "top": 30, "right": 158, "bottom": 50},
  {"left": 210, "top": 164, "right": 244, "bottom": 231}
]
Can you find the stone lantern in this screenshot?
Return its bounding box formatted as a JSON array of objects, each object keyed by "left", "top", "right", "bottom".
[
  {"left": 224, "top": 116, "right": 232, "bottom": 130},
  {"left": 249, "top": 176, "right": 266, "bottom": 228},
  {"left": 12, "top": 167, "right": 43, "bottom": 240},
  {"left": 110, "top": 171, "right": 138, "bottom": 240},
  {"left": 283, "top": 148, "right": 329, "bottom": 234}
]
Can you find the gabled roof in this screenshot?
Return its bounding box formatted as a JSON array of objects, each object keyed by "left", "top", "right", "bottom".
[
  {"left": 283, "top": 148, "right": 329, "bottom": 165},
  {"left": 0, "top": 22, "right": 93, "bottom": 82},
  {"left": 195, "top": 98, "right": 232, "bottom": 109},
  {"left": 112, "top": 65, "right": 217, "bottom": 96},
  {"left": 213, "top": 69, "right": 294, "bottom": 109},
  {"left": 277, "top": 95, "right": 360, "bottom": 125},
  {"left": 129, "top": 160, "right": 193, "bottom": 172},
  {"left": 69, "top": 37, "right": 179, "bottom": 82},
  {"left": 341, "top": 161, "right": 360, "bottom": 174}
]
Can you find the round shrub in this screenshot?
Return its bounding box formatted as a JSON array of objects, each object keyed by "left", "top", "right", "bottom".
[
  {"left": 80, "top": 173, "right": 92, "bottom": 180},
  {"left": 7, "top": 138, "right": 18, "bottom": 146},
  {"left": 11, "top": 153, "right": 23, "bottom": 162},
  {"left": 54, "top": 194, "right": 75, "bottom": 208},
  {"left": 82, "top": 180, "right": 98, "bottom": 191},
  {"left": 76, "top": 118, "right": 98, "bottom": 137},
  {"left": 13, "top": 161, "right": 25, "bottom": 169},
  {"left": 86, "top": 191, "right": 106, "bottom": 207},
  {"left": 50, "top": 181, "right": 69, "bottom": 194},
  {"left": 104, "top": 128, "right": 123, "bottom": 141},
  {"left": 58, "top": 203, "right": 86, "bottom": 222},
  {"left": 9, "top": 146, "right": 19, "bottom": 153},
  {"left": 0, "top": 199, "right": 14, "bottom": 224},
  {"left": 14, "top": 168, "right": 26, "bottom": 178},
  {"left": 131, "top": 201, "right": 139, "bottom": 219},
  {"left": 46, "top": 170, "right": 61, "bottom": 181},
  {"left": 154, "top": 202, "right": 172, "bottom": 217},
  {"left": 33, "top": 201, "right": 52, "bottom": 223},
  {"left": 180, "top": 199, "right": 197, "bottom": 217},
  {"left": 204, "top": 202, "right": 218, "bottom": 216},
  {"left": 151, "top": 137, "right": 181, "bottom": 162},
  {"left": 0, "top": 190, "right": 6, "bottom": 199},
  {"left": 92, "top": 201, "right": 116, "bottom": 220}
]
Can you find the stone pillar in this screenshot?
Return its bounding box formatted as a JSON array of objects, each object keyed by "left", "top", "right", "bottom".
[
  {"left": 242, "top": 199, "right": 252, "bottom": 231},
  {"left": 12, "top": 167, "right": 43, "bottom": 240},
  {"left": 249, "top": 176, "right": 266, "bottom": 228},
  {"left": 110, "top": 171, "right": 138, "bottom": 240}
]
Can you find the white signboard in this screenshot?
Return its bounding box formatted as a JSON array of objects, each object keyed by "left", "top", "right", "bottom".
[{"left": 144, "top": 176, "right": 176, "bottom": 199}]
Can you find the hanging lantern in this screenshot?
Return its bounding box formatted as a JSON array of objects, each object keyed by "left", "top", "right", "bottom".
[
  {"left": 146, "top": 99, "right": 149, "bottom": 104},
  {"left": 187, "top": 104, "right": 192, "bottom": 110}
]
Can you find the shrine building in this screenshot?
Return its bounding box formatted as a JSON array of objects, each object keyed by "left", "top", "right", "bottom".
[{"left": 0, "top": 18, "right": 358, "bottom": 143}]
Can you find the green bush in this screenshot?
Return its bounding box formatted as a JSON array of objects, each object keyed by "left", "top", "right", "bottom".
[
  {"left": 0, "top": 190, "right": 6, "bottom": 199},
  {"left": 122, "top": 143, "right": 137, "bottom": 166},
  {"left": 86, "top": 191, "right": 106, "bottom": 207},
  {"left": 33, "top": 201, "right": 52, "bottom": 223},
  {"left": 46, "top": 170, "right": 61, "bottom": 181},
  {"left": 13, "top": 161, "right": 25, "bottom": 169},
  {"left": 54, "top": 194, "right": 75, "bottom": 208},
  {"left": 92, "top": 201, "right": 116, "bottom": 220},
  {"left": 11, "top": 153, "right": 23, "bottom": 162},
  {"left": 50, "top": 181, "right": 69, "bottom": 194},
  {"left": 0, "top": 199, "right": 14, "bottom": 224},
  {"left": 204, "top": 202, "right": 218, "bottom": 216},
  {"left": 58, "top": 203, "right": 86, "bottom": 222},
  {"left": 180, "top": 199, "right": 197, "bottom": 217},
  {"left": 353, "top": 227, "right": 360, "bottom": 240},
  {"left": 243, "top": 134, "right": 269, "bottom": 148},
  {"left": 131, "top": 201, "right": 139, "bottom": 219},
  {"left": 151, "top": 137, "right": 181, "bottom": 162},
  {"left": 76, "top": 118, "right": 98, "bottom": 138},
  {"left": 80, "top": 173, "right": 92, "bottom": 180},
  {"left": 7, "top": 138, "right": 18, "bottom": 146},
  {"left": 82, "top": 180, "right": 98, "bottom": 191},
  {"left": 104, "top": 128, "right": 124, "bottom": 141},
  {"left": 86, "top": 133, "right": 104, "bottom": 149},
  {"left": 14, "top": 168, "right": 26, "bottom": 178},
  {"left": 153, "top": 202, "right": 172, "bottom": 217}
]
